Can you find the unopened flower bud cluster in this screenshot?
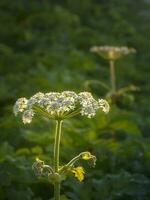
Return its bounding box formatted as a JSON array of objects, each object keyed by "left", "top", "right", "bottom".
[{"left": 13, "top": 91, "right": 109, "bottom": 123}]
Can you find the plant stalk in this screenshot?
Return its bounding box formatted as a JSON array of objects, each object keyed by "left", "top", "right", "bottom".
[
  {"left": 54, "top": 120, "right": 63, "bottom": 200},
  {"left": 109, "top": 60, "right": 116, "bottom": 93}
]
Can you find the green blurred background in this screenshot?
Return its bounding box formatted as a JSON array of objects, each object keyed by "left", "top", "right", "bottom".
[{"left": 0, "top": 0, "right": 150, "bottom": 199}]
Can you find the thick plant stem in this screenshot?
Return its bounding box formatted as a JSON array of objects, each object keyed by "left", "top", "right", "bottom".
[
  {"left": 54, "top": 120, "right": 63, "bottom": 200},
  {"left": 109, "top": 60, "right": 116, "bottom": 93},
  {"left": 54, "top": 183, "right": 60, "bottom": 200}
]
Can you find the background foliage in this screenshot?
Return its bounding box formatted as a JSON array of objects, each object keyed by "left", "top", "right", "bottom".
[{"left": 0, "top": 0, "right": 150, "bottom": 199}]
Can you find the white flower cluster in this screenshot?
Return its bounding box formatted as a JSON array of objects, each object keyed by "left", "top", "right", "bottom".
[
  {"left": 13, "top": 91, "right": 110, "bottom": 123},
  {"left": 90, "top": 46, "right": 136, "bottom": 60}
]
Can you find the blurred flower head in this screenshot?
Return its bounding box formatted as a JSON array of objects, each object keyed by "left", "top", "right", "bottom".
[
  {"left": 13, "top": 91, "right": 110, "bottom": 123},
  {"left": 90, "top": 45, "right": 136, "bottom": 60}
]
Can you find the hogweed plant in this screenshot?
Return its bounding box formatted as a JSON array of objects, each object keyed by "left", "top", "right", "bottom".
[
  {"left": 13, "top": 91, "right": 110, "bottom": 200},
  {"left": 90, "top": 46, "right": 136, "bottom": 93}
]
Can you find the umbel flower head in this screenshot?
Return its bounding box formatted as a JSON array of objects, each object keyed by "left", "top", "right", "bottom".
[
  {"left": 90, "top": 45, "right": 136, "bottom": 61},
  {"left": 13, "top": 91, "right": 109, "bottom": 123}
]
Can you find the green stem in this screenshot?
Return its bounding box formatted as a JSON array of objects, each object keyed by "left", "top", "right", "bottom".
[
  {"left": 59, "top": 155, "right": 81, "bottom": 174},
  {"left": 109, "top": 60, "right": 116, "bottom": 93},
  {"left": 33, "top": 105, "right": 53, "bottom": 120},
  {"left": 54, "top": 120, "right": 63, "bottom": 200},
  {"left": 65, "top": 108, "right": 81, "bottom": 119},
  {"left": 66, "top": 155, "right": 80, "bottom": 167},
  {"left": 54, "top": 183, "right": 60, "bottom": 200}
]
